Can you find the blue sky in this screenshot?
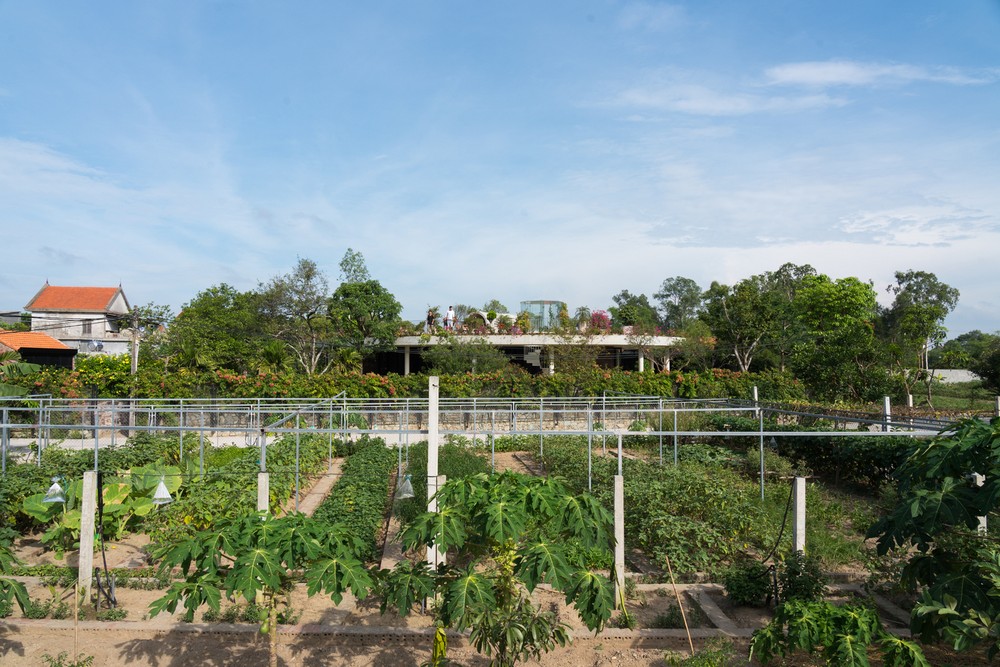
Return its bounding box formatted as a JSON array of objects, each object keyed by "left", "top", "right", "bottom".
[{"left": 1, "top": 1, "right": 998, "bottom": 335}]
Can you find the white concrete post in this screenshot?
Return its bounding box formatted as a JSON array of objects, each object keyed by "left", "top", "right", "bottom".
[
  {"left": 972, "top": 473, "right": 987, "bottom": 535},
  {"left": 752, "top": 385, "right": 759, "bottom": 404},
  {"left": 403, "top": 347, "right": 411, "bottom": 376},
  {"left": 427, "top": 377, "right": 441, "bottom": 570},
  {"left": 613, "top": 474, "right": 625, "bottom": 606},
  {"left": 257, "top": 472, "right": 270, "bottom": 513},
  {"left": 638, "top": 355, "right": 644, "bottom": 372},
  {"left": 78, "top": 471, "right": 98, "bottom": 599},
  {"left": 883, "top": 396, "right": 892, "bottom": 432},
  {"left": 792, "top": 476, "right": 806, "bottom": 553}
]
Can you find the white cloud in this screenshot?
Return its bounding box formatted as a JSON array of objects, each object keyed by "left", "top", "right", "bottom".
[
  {"left": 616, "top": 81, "right": 846, "bottom": 115},
  {"left": 617, "top": 2, "right": 686, "bottom": 32},
  {"left": 838, "top": 201, "right": 997, "bottom": 246},
  {"left": 765, "top": 60, "right": 1000, "bottom": 88}
]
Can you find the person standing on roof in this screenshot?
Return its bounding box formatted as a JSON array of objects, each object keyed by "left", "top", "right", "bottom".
[{"left": 445, "top": 306, "right": 456, "bottom": 331}]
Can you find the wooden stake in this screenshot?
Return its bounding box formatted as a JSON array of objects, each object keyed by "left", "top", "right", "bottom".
[{"left": 664, "top": 552, "right": 695, "bottom": 655}]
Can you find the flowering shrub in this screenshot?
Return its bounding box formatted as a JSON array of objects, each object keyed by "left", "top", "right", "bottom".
[{"left": 590, "top": 310, "right": 611, "bottom": 333}]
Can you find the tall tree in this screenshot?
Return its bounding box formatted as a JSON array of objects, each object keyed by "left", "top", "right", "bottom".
[
  {"left": 328, "top": 279, "right": 402, "bottom": 367},
  {"left": 653, "top": 276, "right": 703, "bottom": 331},
  {"left": 126, "top": 302, "right": 174, "bottom": 374},
  {"left": 971, "top": 336, "right": 1000, "bottom": 393},
  {"left": 338, "top": 247, "right": 371, "bottom": 284},
  {"left": 257, "top": 258, "right": 335, "bottom": 375},
  {"left": 761, "top": 263, "right": 817, "bottom": 371},
  {"left": 791, "top": 275, "right": 887, "bottom": 401},
  {"left": 608, "top": 290, "right": 658, "bottom": 332},
  {"left": 701, "top": 277, "right": 778, "bottom": 372},
  {"left": 164, "top": 284, "right": 262, "bottom": 372},
  {"left": 880, "top": 270, "right": 960, "bottom": 403}
]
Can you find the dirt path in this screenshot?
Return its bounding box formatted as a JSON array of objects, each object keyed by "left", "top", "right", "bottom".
[{"left": 279, "top": 458, "right": 343, "bottom": 517}]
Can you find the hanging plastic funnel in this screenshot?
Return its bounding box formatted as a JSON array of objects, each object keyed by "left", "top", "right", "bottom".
[
  {"left": 152, "top": 477, "right": 173, "bottom": 505},
  {"left": 42, "top": 477, "right": 66, "bottom": 504},
  {"left": 395, "top": 474, "right": 414, "bottom": 500}
]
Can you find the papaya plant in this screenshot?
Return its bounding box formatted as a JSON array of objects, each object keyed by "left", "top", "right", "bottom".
[
  {"left": 149, "top": 512, "right": 373, "bottom": 667},
  {"left": 379, "top": 471, "right": 615, "bottom": 667},
  {"left": 0, "top": 541, "right": 29, "bottom": 621},
  {"left": 749, "top": 598, "right": 928, "bottom": 666}
]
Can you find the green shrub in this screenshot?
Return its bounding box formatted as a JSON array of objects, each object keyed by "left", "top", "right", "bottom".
[
  {"left": 665, "top": 638, "right": 736, "bottom": 666},
  {"left": 777, "top": 551, "right": 827, "bottom": 603},
  {"left": 722, "top": 560, "right": 773, "bottom": 607},
  {"left": 96, "top": 607, "right": 128, "bottom": 621},
  {"left": 41, "top": 652, "right": 95, "bottom": 667},
  {"left": 23, "top": 596, "right": 53, "bottom": 619}
]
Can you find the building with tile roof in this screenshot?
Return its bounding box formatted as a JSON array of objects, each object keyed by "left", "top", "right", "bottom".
[
  {"left": 24, "top": 283, "right": 131, "bottom": 356},
  {"left": 0, "top": 330, "right": 77, "bottom": 369}
]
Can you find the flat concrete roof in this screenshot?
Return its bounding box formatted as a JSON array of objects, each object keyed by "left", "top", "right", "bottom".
[{"left": 396, "top": 334, "right": 683, "bottom": 347}]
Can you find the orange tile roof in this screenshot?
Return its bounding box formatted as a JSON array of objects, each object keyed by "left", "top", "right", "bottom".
[
  {"left": 25, "top": 285, "right": 123, "bottom": 312},
  {"left": 0, "top": 331, "right": 73, "bottom": 351}
]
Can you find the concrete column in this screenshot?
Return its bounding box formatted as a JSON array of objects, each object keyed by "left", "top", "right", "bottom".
[
  {"left": 427, "top": 377, "right": 441, "bottom": 570},
  {"left": 972, "top": 473, "right": 987, "bottom": 535},
  {"left": 638, "top": 354, "right": 644, "bottom": 372},
  {"left": 257, "top": 472, "right": 270, "bottom": 513},
  {"left": 403, "top": 346, "right": 411, "bottom": 376},
  {"left": 792, "top": 476, "right": 806, "bottom": 553},
  {"left": 78, "top": 471, "right": 98, "bottom": 599},
  {"left": 613, "top": 475, "right": 625, "bottom": 606},
  {"left": 752, "top": 386, "right": 759, "bottom": 404},
  {"left": 883, "top": 396, "right": 892, "bottom": 432}
]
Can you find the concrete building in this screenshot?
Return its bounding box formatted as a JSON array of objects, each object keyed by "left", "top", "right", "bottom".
[{"left": 24, "top": 284, "right": 132, "bottom": 356}]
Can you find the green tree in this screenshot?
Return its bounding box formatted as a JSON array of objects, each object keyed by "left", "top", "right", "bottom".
[
  {"left": 791, "top": 275, "right": 887, "bottom": 401},
  {"left": 868, "top": 418, "right": 1000, "bottom": 657},
  {"left": 482, "top": 299, "right": 509, "bottom": 314},
  {"left": 328, "top": 279, "right": 402, "bottom": 367},
  {"left": 257, "top": 258, "right": 336, "bottom": 375},
  {"left": 972, "top": 336, "right": 1000, "bottom": 393},
  {"left": 930, "top": 330, "right": 998, "bottom": 370},
  {"left": 653, "top": 276, "right": 703, "bottom": 331},
  {"left": 380, "top": 472, "right": 615, "bottom": 666},
  {"left": 761, "top": 263, "right": 817, "bottom": 372},
  {"left": 163, "top": 284, "right": 263, "bottom": 372},
  {"left": 608, "top": 291, "right": 658, "bottom": 332},
  {"left": 422, "top": 337, "right": 512, "bottom": 375},
  {"left": 702, "top": 277, "right": 778, "bottom": 372},
  {"left": 126, "top": 302, "right": 174, "bottom": 373},
  {"left": 880, "top": 270, "right": 960, "bottom": 403},
  {"left": 338, "top": 247, "right": 372, "bottom": 284},
  {"left": 150, "top": 512, "right": 373, "bottom": 667}
]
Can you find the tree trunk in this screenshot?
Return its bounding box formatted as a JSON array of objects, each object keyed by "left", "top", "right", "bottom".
[{"left": 269, "top": 602, "right": 278, "bottom": 667}]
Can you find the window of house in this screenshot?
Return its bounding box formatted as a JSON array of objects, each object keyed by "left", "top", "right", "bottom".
[{"left": 82, "top": 320, "right": 92, "bottom": 336}]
